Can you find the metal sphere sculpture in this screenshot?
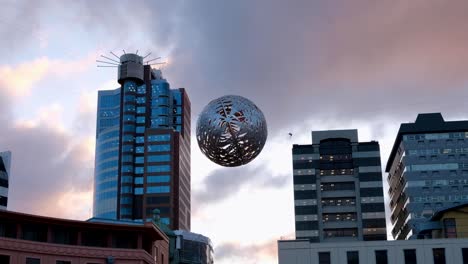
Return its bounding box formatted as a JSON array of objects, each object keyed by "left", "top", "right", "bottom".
[{"left": 196, "top": 95, "right": 268, "bottom": 167}]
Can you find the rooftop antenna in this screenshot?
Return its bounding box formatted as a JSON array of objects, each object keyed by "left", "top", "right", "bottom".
[
  {"left": 144, "top": 56, "right": 161, "bottom": 65},
  {"left": 97, "top": 50, "right": 168, "bottom": 69},
  {"left": 100, "top": 55, "right": 120, "bottom": 64},
  {"left": 110, "top": 51, "right": 120, "bottom": 60},
  {"left": 143, "top": 52, "right": 152, "bottom": 59}
]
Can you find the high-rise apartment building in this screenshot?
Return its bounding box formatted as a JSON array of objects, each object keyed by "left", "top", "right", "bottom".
[
  {"left": 93, "top": 53, "right": 191, "bottom": 230},
  {"left": 0, "top": 151, "right": 11, "bottom": 210},
  {"left": 292, "top": 130, "right": 386, "bottom": 242},
  {"left": 386, "top": 113, "right": 468, "bottom": 240}
]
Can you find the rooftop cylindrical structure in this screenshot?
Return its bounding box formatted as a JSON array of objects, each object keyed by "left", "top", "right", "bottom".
[{"left": 118, "top": 53, "right": 144, "bottom": 85}]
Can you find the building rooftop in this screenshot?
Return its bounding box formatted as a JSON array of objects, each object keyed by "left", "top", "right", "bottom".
[{"left": 386, "top": 113, "right": 468, "bottom": 172}]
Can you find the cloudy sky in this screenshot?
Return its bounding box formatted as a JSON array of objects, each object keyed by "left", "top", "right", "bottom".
[{"left": 2, "top": 0, "right": 468, "bottom": 263}]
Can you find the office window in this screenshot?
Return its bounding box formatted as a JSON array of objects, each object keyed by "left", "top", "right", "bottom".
[
  {"left": 462, "top": 248, "right": 468, "bottom": 264},
  {"left": 318, "top": 252, "right": 331, "bottom": 264},
  {"left": 147, "top": 186, "right": 170, "bottom": 193},
  {"left": 375, "top": 250, "right": 388, "bottom": 264},
  {"left": 432, "top": 248, "right": 446, "bottom": 264},
  {"left": 56, "top": 261, "right": 71, "bottom": 264},
  {"left": 0, "top": 255, "right": 9, "bottom": 264},
  {"left": 404, "top": 249, "right": 417, "bottom": 264},
  {"left": 26, "top": 258, "right": 40, "bottom": 264},
  {"left": 347, "top": 251, "right": 359, "bottom": 264}
]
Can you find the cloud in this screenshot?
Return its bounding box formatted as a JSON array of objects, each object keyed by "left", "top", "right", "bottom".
[
  {"left": 0, "top": 54, "right": 96, "bottom": 97},
  {"left": 193, "top": 164, "right": 290, "bottom": 206},
  {"left": 215, "top": 239, "right": 278, "bottom": 263}
]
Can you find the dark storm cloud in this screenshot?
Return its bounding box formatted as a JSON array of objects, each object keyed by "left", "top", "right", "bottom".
[{"left": 193, "top": 164, "right": 290, "bottom": 205}]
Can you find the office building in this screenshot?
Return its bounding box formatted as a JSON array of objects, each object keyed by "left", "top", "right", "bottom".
[
  {"left": 173, "top": 230, "right": 214, "bottom": 264},
  {"left": 93, "top": 53, "right": 191, "bottom": 230},
  {"left": 0, "top": 210, "right": 169, "bottom": 264},
  {"left": 0, "top": 151, "right": 11, "bottom": 210},
  {"left": 386, "top": 113, "right": 468, "bottom": 239},
  {"left": 292, "top": 129, "right": 386, "bottom": 242},
  {"left": 278, "top": 237, "right": 468, "bottom": 264}
]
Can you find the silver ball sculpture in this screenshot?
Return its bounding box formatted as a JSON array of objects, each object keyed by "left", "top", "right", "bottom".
[{"left": 196, "top": 95, "right": 268, "bottom": 167}]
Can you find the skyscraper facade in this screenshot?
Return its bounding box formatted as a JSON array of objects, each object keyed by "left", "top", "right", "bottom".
[
  {"left": 0, "top": 151, "right": 11, "bottom": 210},
  {"left": 386, "top": 113, "right": 468, "bottom": 240},
  {"left": 93, "top": 53, "right": 191, "bottom": 230},
  {"left": 292, "top": 130, "right": 386, "bottom": 242}
]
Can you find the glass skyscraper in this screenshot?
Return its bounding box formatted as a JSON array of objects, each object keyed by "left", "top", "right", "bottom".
[
  {"left": 93, "top": 53, "right": 191, "bottom": 230},
  {"left": 292, "top": 130, "right": 386, "bottom": 242},
  {"left": 386, "top": 113, "right": 468, "bottom": 239},
  {"left": 0, "top": 151, "right": 11, "bottom": 210}
]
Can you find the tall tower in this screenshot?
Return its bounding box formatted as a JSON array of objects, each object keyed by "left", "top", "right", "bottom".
[
  {"left": 292, "top": 130, "right": 386, "bottom": 242},
  {"left": 93, "top": 53, "right": 191, "bottom": 230},
  {"left": 0, "top": 151, "right": 11, "bottom": 210},
  {"left": 387, "top": 113, "right": 468, "bottom": 239}
]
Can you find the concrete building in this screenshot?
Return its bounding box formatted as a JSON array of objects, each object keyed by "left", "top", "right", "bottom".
[
  {"left": 278, "top": 238, "right": 468, "bottom": 264},
  {"left": 93, "top": 53, "right": 191, "bottom": 230},
  {"left": 386, "top": 113, "right": 468, "bottom": 239},
  {"left": 0, "top": 151, "right": 11, "bottom": 210},
  {"left": 292, "top": 129, "right": 386, "bottom": 242},
  {"left": 0, "top": 210, "right": 169, "bottom": 264}
]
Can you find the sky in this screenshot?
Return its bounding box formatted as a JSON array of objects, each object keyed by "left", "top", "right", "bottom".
[{"left": 1, "top": 0, "right": 468, "bottom": 263}]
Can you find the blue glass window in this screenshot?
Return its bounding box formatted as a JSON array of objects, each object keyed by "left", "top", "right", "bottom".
[
  {"left": 175, "top": 125, "right": 182, "bottom": 132},
  {"left": 174, "top": 116, "right": 182, "bottom": 124},
  {"left": 124, "top": 104, "right": 135, "bottom": 112},
  {"left": 121, "top": 197, "right": 132, "bottom": 204},
  {"left": 147, "top": 165, "right": 170, "bottom": 173},
  {"left": 120, "top": 207, "right": 132, "bottom": 215},
  {"left": 148, "top": 155, "right": 170, "bottom": 162},
  {"left": 121, "top": 176, "right": 133, "bottom": 183},
  {"left": 147, "top": 175, "right": 170, "bottom": 183},
  {"left": 123, "top": 124, "right": 135, "bottom": 132},
  {"left": 172, "top": 92, "right": 182, "bottom": 104},
  {"left": 137, "top": 85, "right": 146, "bottom": 94},
  {"left": 137, "top": 106, "right": 146, "bottom": 114},
  {"left": 151, "top": 108, "right": 169, "bottom": 116},
  {"left": 147, "top": 144, "right": 170, "bottom": 152},
  {"left": 136, "top": 136, "right": 145, "bottom": 144},
  {"left": 135, "top": 187, "right": 144, "bottom": 195},
  {"left": 151, "top": 117, "right": 169, "bottom": 127},
  {"left": 135, "top": 167, "right": 144, "bottom": 174},
  {"left": 122, "top": 135, "right": 134, "bottom": 142},
  {"left": 148, "top": 134, "right": 171, "bottom": 142},
  {"left": 121, "top": 155, "right": 132, "bottom": 162},
  {"left": 124, "top": 95, "right": 135, "bottom": 102},
  {"left": 161, "top": 218, "right": 170, "bottom": 224},
  {"left": 136, "top": 146, "right": 144, "bottom": 153},
  {"left": 122, "top": 145, "right": 134, "bottom": 152},
  {"left": 121, "top": 186, "right": 132, "bottom": 194},
  {"left": 123, "top": 115, "right": 135, "bottom": 122},
  {"left": 124, "top": 81, "right": 136, "bottom": 92},
  {"left": 136, "top": 97, "right": 146, "bottom": 104},
  {"left": 122, "top": 165, "right": 133, "bottom": 173},
  {"left": 136, "top": 116, "right": 146, "bottom": 124},
  {"left": 96, "top": 181, "right": 117, "bottom": 191},
  {"left": 147, "top": 186, "right": 170, "bottom": 193},
  {"left": 135, "top": 157, "right": 144, "bottom": 164},
  {"left": 136, "top": 126, "right": 145, "bottom": 133},
  {"left": 134, "top": 177, "right": 144, "bottom": 184}
]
